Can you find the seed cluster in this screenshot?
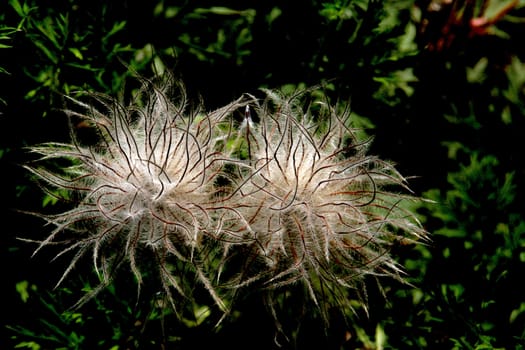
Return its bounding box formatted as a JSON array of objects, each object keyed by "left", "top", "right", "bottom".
[{"left": 26, "top": 77, "right": 427, "bottom": 323}]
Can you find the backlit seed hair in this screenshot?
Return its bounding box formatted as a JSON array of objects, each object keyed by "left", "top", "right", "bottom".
[
  {"left": 25, "top": 77, "right": 427, "bottom": 329},
  {"left": 25, "top": 76, "right": 250, "bottom": 312},
  {"left": 221, "top": 88, "right": 427, "bottom": 323}
]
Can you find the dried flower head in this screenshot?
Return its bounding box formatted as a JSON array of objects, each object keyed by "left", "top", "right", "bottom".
[
  {"left": 25, "top": 77, "right": 427, "bottom": 332},
  {"left": 222, "top": 88, "right": 427, "bottom": 322},
  {"left": 25, "top": 76, "right": 249, "bottom": 312}
]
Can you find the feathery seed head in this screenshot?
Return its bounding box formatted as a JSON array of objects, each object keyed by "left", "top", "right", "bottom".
[
  {"left": 223, "top": 88, "right": 428, "bottom": 320},
  {"left": 25, "top": 78, "right": 427, "bottom": 330},
  {"left": 26, "top": 76, "right": 250, "bottom": 311}
]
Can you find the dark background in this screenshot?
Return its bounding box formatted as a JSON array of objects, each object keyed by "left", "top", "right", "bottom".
[{"left": 1, "top": 0, "right": 525, "bottom": 348}]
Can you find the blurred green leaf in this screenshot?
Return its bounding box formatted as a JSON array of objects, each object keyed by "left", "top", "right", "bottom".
[
  {"left": 68, "top": 47, "right": 83, "bottom": 60},
  {"left": 105, "top": 20, "right": 126, "bottom": 38},
  {"left": 16, "top": 281, "right": 31, "bottom": 303},
  {"left": 195, "top": 7, "right": 254, "bottom": 16}
]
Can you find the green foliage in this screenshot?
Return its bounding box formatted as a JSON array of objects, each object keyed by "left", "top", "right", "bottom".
[
  {"left": 0, "top": 2, "right": 29, "bottom": 105},
  {"left": 418, "top": 147, "right": 524, "bottom": 347},
  {"left": 8, "top": 287, "right": 86, "bottom": 349},
  {"left": 7, "top": 0, "right": 138, "bottom": 111}
]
